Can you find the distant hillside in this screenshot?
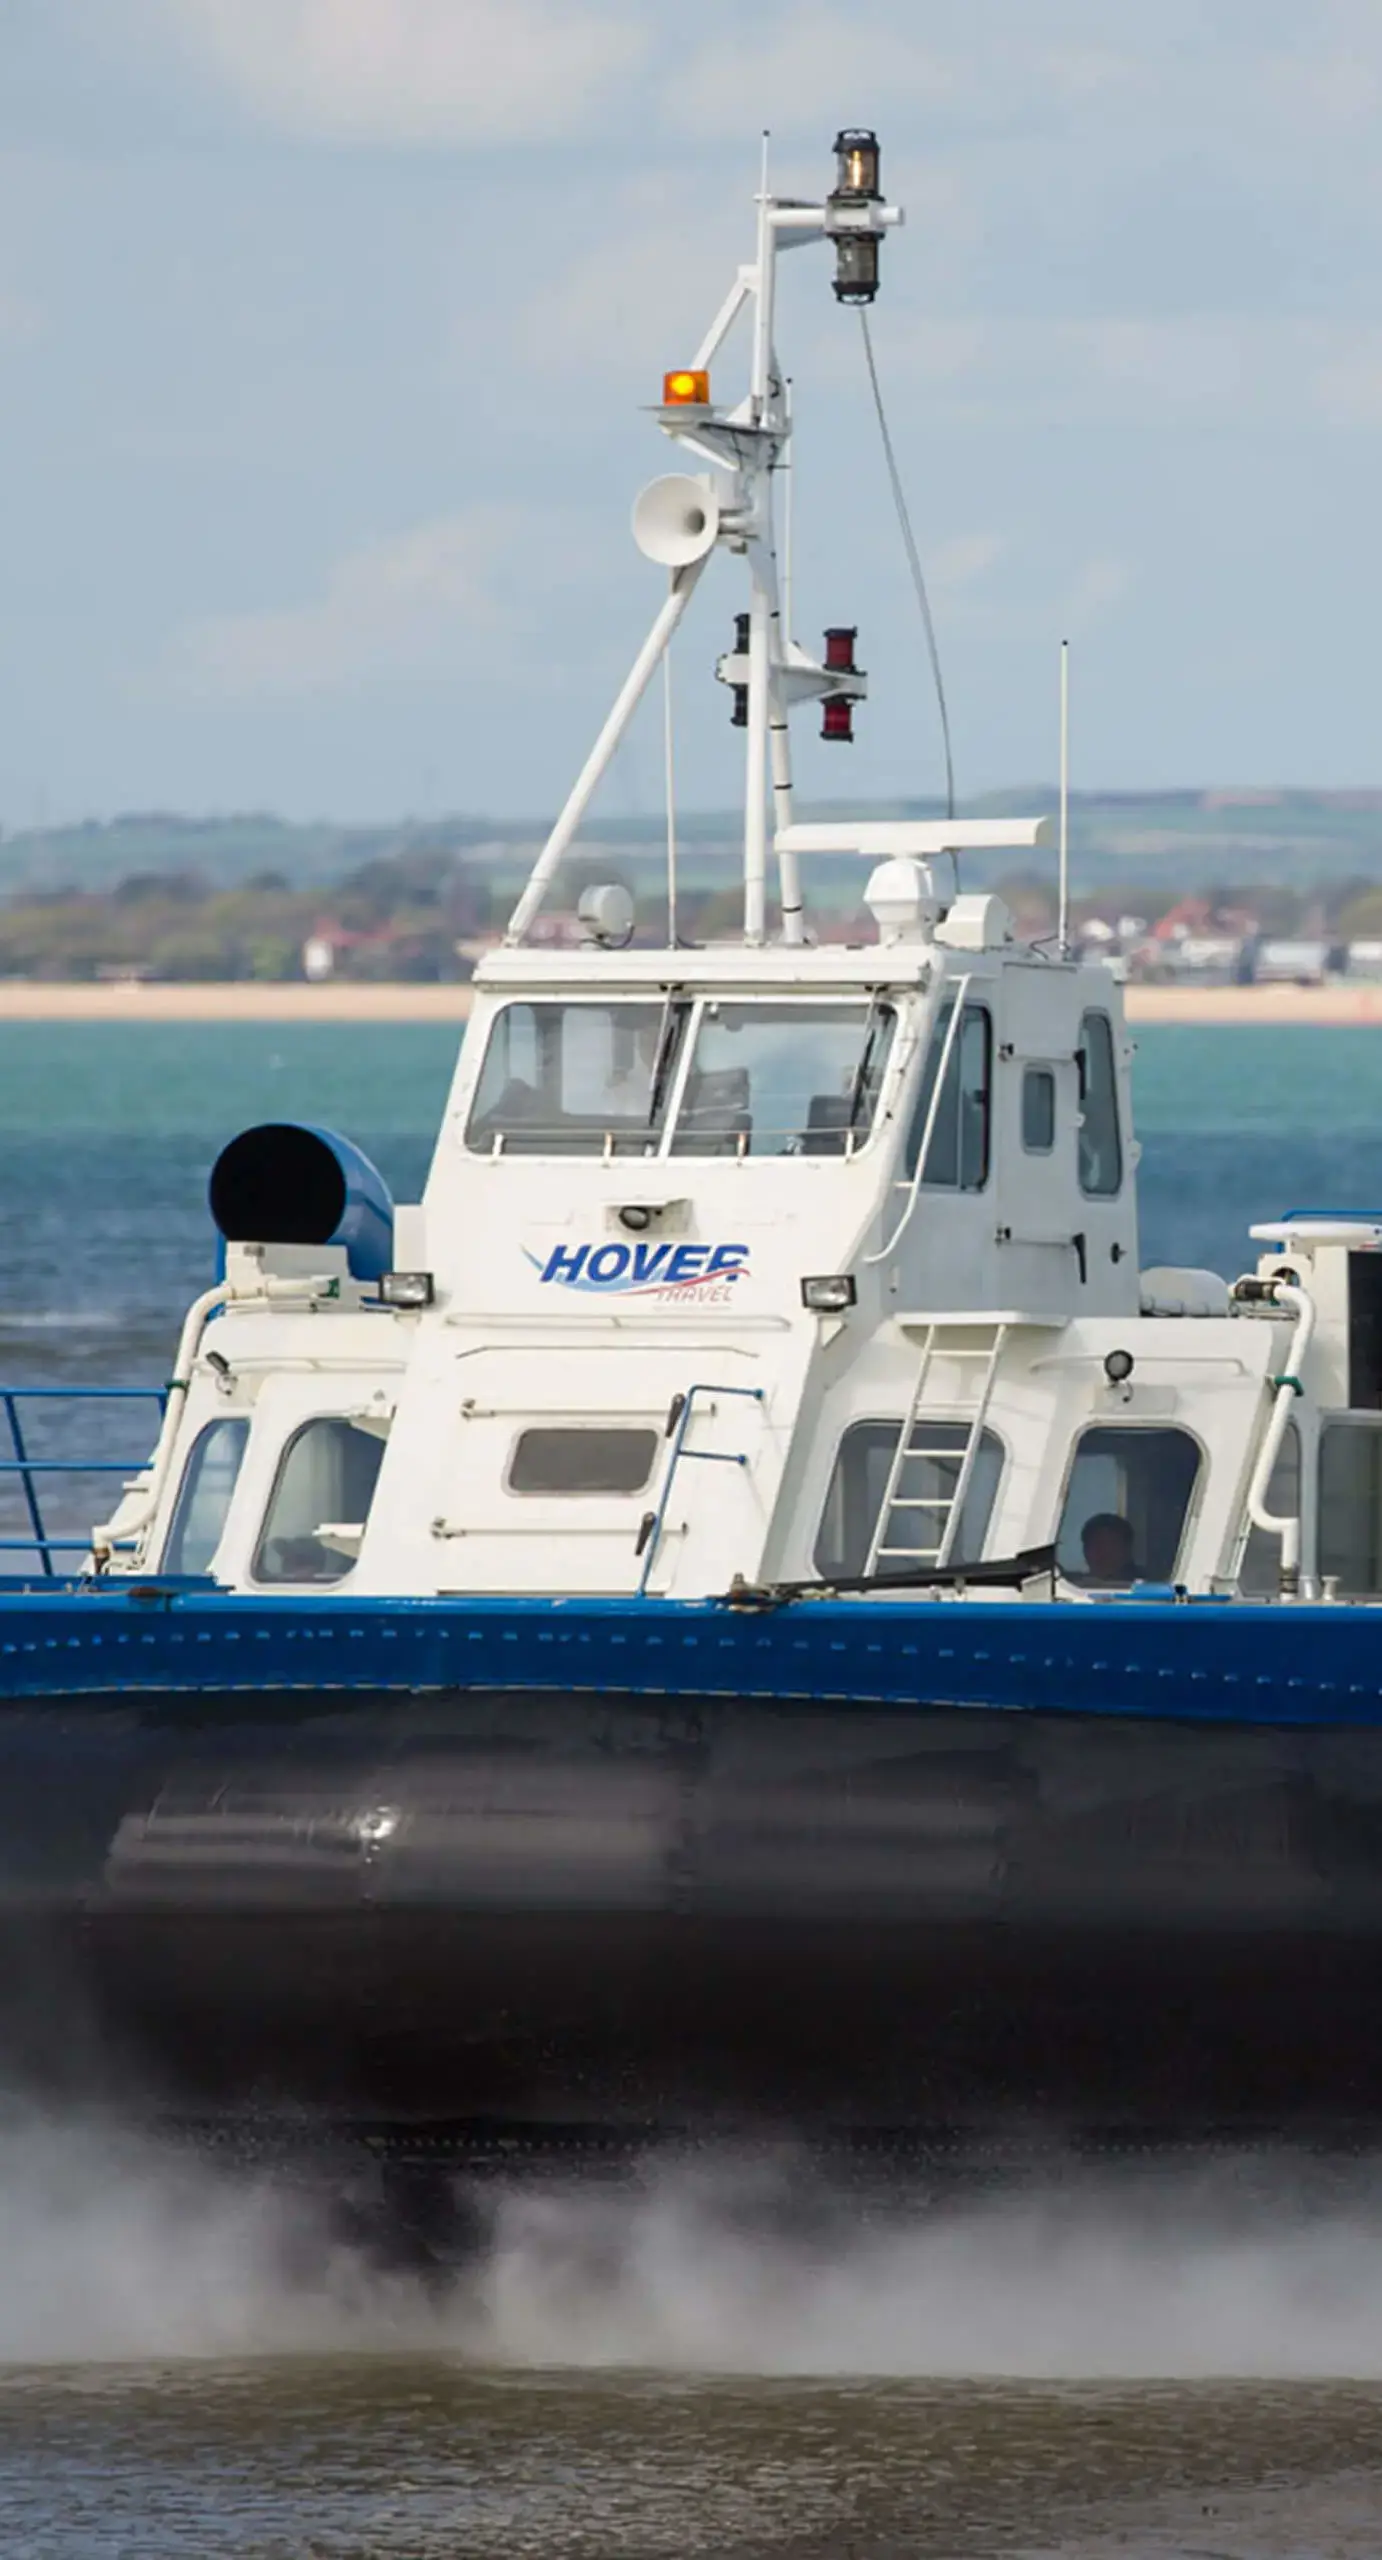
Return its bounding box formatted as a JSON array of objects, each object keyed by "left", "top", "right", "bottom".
[{"left": 1, "top": 789, "right": 1380, "bottom": 898}]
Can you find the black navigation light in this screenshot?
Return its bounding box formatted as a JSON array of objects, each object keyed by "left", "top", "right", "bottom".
[
  {"left": 833, "top": 129, "right": 881, "bottom": 202},
  {"left": 828, "top": 129, "right": 883, "bottom": 305},
  {"left": 730, "top": 608, "right": 750, "bottom": 727},
  {"left": 832, "top": 234, "right": 881, "bottom": 305}
]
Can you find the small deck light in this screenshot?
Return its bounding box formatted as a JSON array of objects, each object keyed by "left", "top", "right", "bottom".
[
  {"left": 380, "top": 1271, "right": 435, "bottom": 1309},
  {"left": 802, "top": 1274, "right": 857, "bottom": 1313}
]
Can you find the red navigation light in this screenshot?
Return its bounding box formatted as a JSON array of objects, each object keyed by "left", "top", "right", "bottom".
[
  {"left": 822, "top": 700, "right": 855, "bottom": 743},
  {"left": 823, "top": 625, "right": 859, "bottom": 673}
]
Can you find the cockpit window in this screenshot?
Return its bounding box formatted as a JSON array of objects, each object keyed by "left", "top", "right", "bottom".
[
  {"left": 162, "top": 1415, "right": 248, "bottom": 1578},
  {"left": 670, "top": 1002, "right": 895, "bottom": 1158},
  {"left": 466, "top": 1002, "right": 686, "bottom": 1156},
  {"left": 252, "top": 1415, "right": 389, "bottom": 1585}
]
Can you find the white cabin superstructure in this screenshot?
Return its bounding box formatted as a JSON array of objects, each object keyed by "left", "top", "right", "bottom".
[{"left": 86, "top": 134, "right": 1382, "bottom": 1618}]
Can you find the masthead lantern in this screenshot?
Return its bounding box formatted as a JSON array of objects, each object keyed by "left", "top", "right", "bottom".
[
  {"left": 663, "top": 367, "right": 711, "bottom": 407},
  {"left": 832, "top": 128, "right": 881, "bottom": 202},
  {"left": 827, "top": 127, "right": 884, "bottom": 305}
]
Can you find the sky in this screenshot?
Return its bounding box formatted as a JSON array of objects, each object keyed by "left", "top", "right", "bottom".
[{"left": 4, "top": 0, "right": 1382, "bottom": 826}]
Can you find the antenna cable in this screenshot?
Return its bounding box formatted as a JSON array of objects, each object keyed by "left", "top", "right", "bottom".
[{"left": 858, "top": 309, "right": 955, "bottom": 822}]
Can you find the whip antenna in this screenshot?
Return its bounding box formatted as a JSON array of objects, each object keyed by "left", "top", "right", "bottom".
[
  {"left": 1058, "top": 637, "right": 1070, "bottom": 956},
  {"left": 663, "top": 644, "right": 679, "bottom": 947},
  {"left": 858, "top": 307, "right": 955, "bottom": 823}
]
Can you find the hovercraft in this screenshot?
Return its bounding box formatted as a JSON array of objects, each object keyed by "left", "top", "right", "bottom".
[{"left": 3, "top": 134, "right": 1382, "bottom": 2177}]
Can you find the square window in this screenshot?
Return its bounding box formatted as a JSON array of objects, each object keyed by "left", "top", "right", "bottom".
[{"left": 1022, "top": 1067, "right": 1056, "bottom": 1153}]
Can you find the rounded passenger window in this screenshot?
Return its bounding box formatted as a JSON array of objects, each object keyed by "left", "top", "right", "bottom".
[
  {"left": 253, "top": 1416, "right": 388, "bottom": 1585},
  {"left": 1057, "top": 1425, "right": 1201, "bottom": 1587},
  {"left": 1077, "top": 1013, "right": 1122, "bottom": 1198},
  {"left": 162, "top": 1416, "right": 249, "bottom": 1578},
  {"left": 815, "top": 1419, "right": 1003, "bottom": 1578}
]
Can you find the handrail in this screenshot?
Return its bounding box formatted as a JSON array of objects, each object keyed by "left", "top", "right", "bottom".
[
  {"left": 636, "top": 1382, "right": 765, "bottom": 1595},
  {"left": 862, "top": 972, "right": 972, "bottom": 1266},
  {"left": 1241, "top": 1278, "right": 1315, "bottom": 1597},
  {"left": 0, "top": 1386, "right": 167, "bottom": 1579},
  {"left": 90, "top": 1283, "right": 228, "bottom": 1570}
]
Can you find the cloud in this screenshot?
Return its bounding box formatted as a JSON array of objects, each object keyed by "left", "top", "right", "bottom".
[
  {"left": 1063, "top": 554, "right": 1131, "bottom": 633},
  {"left": 931, "top": 532, "right": 1004, "bottom": 596},
  {"left": 520, "top": 179, "right": 745, "bottom": 383},
  {"left": 174, "top": 506, "right": 521, "bottom": 695},
  {"left": 667, "top": 9, "right": 953, "bottom": 140},
  {"left": 159, "top": 0, "right": 643, "bottom": 144}
]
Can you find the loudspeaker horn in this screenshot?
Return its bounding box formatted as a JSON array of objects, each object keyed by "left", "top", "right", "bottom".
[{"left": 632, "top": 474, "right": 720, "bottom": 568}]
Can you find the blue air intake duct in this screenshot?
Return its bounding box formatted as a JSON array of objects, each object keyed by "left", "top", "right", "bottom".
[{"left": 209, "top": 1123, "right": 394, "bottom": 1283}]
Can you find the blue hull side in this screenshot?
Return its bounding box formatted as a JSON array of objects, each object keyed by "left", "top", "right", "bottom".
[{"left": 0, "top": 1583, "right": 1380, "bottom": 1723}]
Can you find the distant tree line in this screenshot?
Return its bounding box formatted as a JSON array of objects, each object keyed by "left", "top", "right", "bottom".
[{"left": 0, "top": 847, "right": 497, "bottom": 982}]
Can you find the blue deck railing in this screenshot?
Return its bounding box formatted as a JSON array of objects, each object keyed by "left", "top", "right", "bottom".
[{"left": 0, "top": 1386, "right": 167, "bottom": 1576}]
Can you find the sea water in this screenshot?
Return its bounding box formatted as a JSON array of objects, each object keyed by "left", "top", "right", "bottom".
[{"left": 0, "top": 1020, "right": 1381, "bottom": 2555}]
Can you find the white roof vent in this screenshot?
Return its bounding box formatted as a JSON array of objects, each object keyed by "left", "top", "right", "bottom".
[
  {"left": 863, "top": 857, "right": 940, "bottom": 944},
  {"left": 1139, "top": 1266, "right": 1231, "bottom": 1318},
  {"left": 934, "top": 893, "right": 1012, "bottom": 952}
]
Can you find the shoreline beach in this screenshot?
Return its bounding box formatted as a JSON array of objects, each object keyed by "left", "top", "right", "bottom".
[{"left": 0, "top": 979, "right": 1380, "bottom": 1027}]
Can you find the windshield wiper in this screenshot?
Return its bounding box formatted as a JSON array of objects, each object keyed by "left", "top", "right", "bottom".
[
  {"left": 844, "top": 998, "right": 887, "bottom": 1137},
  {"left": 646, "top": 993, "right": 685, "bottom": 1128}
]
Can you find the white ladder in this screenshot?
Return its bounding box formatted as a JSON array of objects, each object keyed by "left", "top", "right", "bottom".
[{"left": 864, "top": 1320, "right": 1009, "bottom": 1576}]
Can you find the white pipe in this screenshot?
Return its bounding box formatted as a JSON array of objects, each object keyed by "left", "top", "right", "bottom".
[
  {"left": 744, "top": 555, "right": 770, "bottom": 946},
  {"left": 504, "top": 560, "right": 706, "bottom": 946},
  {"left": 91, "top": 1282, "right": 229, "bottom": 1566},
  {"left": 769, "top": 667, "right": 800, "bottom": 940},
  {"left": 692, "top": 271, "right": 751, "bottom": 376},
  {"left": 1058, "top": 638, "right": 1070, "bottom": 957},
  {"left": 739, "top": 149, "right": 777, "bottom": 948},
  {"left": 758, "top": 537, "right": 802, "bottom": 942},
  {"left": 662, "top": 645, "right": 678, "bottom": 948},
  {"left": 780, "top": 374, "right": 794, "bottom": 638},
  {"left": 1244, "top": 1280, "right": 1314, "bottom": 1595},
  {"left": 750, "top": 136, "right": 773, "bottom": 418}
]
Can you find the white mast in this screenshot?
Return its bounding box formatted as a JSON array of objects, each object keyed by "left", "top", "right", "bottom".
[{"left": 503, "top": 135, "right": 904, "bottom": 950}]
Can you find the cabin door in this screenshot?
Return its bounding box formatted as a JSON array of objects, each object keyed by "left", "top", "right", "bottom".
[
  {"left": 430, "top": 1346, "right": 764, "bottom": 1597},
  {"left": 994, "top": 966, "right": 1082, "bottom": 1318}
]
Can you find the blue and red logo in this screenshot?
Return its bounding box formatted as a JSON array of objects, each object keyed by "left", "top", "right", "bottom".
[{"left": 526, "top": 1240, "right": 750, "bottom": 1295}]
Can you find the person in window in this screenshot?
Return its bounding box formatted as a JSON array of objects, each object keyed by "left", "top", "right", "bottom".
[{"left": 1081, "top": 1511, "right": 1136, "bottom": 1586}]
